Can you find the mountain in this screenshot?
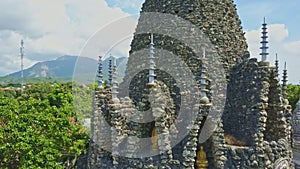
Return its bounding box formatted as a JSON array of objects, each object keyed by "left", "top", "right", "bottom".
[{"left": 5, "top": 55, "right": 128, "bottom": 83}]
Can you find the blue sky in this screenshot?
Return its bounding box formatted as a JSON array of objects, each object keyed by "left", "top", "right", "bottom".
[
  {"left": 235, "top": 0, "right": 300, "bottom": 84},
  {"left": 105, "top": 0, "right": 300, "bottom": 40},
  {"left": 235, "top": 0, "right": 300, "bottom": 41},
  {"left": 0, "top": 0, "right": 299, "bottom": 84},
  {"left": 105, "top": 0, "right": 300, "bottom": 84}
]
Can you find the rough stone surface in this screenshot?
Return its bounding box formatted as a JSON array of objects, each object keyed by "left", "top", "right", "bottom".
[
  {"left": 293, "top": 97, "right": 300, "bottom": 169},
  {"left": 223, "top": 58, "right": 269, "bottom": 146},
  {"left": 76, "top": 0, "right": 294, "bottom": 168}
]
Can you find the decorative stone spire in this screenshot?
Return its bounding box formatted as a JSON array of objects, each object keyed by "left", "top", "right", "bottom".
[
  {"left": 97, "top": 56, "right": 104, "bottom": 88},
  {"left": 282, "top": 62, "right": 288, "bottom": 99},
  {"left": 260, "top": 18, "right": 269, "bottom": 62},
  {"left": 149, "top": 34, "right": 156, "bottom": 85},
  {"left": 111, "top": 57, "right": 119, "bottom": 99},
  {"left": 108, "top": 57, "right": 113, "bottom": 87},
  {"left": 275, "top": 53, "right": 279, "bottom": 77},
  {"left": 200, "top": 48, "right": 209, "bottom": 104}
]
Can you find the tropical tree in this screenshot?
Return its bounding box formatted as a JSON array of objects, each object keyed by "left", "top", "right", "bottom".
[
  {"left": 0, "top": 82, "right": 89, "bottom": 169},
  {"left": 287, "top": 84, "right": 300, "bottom": 111}
]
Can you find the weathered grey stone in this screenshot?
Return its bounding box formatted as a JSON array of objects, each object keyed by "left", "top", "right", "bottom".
[{"left": 78, "top": 0, "right": 294, "bottom": 169}]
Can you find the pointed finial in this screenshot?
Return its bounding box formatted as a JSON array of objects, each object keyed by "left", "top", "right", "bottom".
[
  {"left": 108, "top": 55, "right": 113, "bottom": 87},
  {"left": 284, "top": 61, "right": 287, "bottom": 70},
  {"left": 148, "top": 34, "right": 156, "bottom": 85},
  {"left": 200, "top": 47, "right": 210, "bottom": 104},
  {"left": 275, "top": 53, "right": 279, "bottom": 77},
  {"left": 282, "top": 61, "right": 288, "bottom": 99},
  {"left": 97, "top": 56, "right": 104, "bottom": 88},
  {"left": 151, "top": 33, "right": 154, "bottom": 44},
  {"left": 260, "top": 17, "right": 269, "bottom": 62},
  {"left": 111, "top": 56, "right": 119, "bottom": 99}
]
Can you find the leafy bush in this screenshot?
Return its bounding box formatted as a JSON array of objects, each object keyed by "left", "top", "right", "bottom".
[
  {"left": 287, "top": 84, "right": 300, "bottom": 111},
  {"left": 0, "top": 82, "right": 89, "bottom": 168}
]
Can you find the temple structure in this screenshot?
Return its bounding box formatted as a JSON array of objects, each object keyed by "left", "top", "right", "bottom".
[
  {"left": 294, "top": 95, "right": 300, "bottom": 169},
  {"left": 80, "top": 0, "right": 294, "bottom": 168}
]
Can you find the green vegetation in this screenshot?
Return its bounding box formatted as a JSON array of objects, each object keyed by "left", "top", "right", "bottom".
[
  {"left": 0, "top": 77, "right": 73, "bottom": 88},
  {"left": 287, "top": 84, "right": 300, "bottom": 111},
  {"left": 0, "top": 82, "right": 91, "bottom": 169},
  {"left": 0, "top": 79, "right": 298, "bottom": 168}
]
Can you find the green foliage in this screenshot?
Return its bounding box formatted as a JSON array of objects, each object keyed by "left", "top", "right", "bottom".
[
  {"left": 0, "top": 82, "right": 89, "bottom": 168},
  {"left": 0, "top": 77, "right": 72, "bottom": 88},
  {"left": 72, "top": 84, "right": 94, "bottom": 120},
  {"left": 287, "top": 84, "right": 300, "bottom": 111},
  {"left": 0, "top": 90, "right": 17, "bottom": 98},
  {"left": 103, "top": 80, "right": 109, "bottom": 88}
]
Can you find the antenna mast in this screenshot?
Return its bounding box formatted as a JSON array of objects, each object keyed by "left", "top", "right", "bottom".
[{"left": 20, "top": 40, "right": 24, "bottom": 93}]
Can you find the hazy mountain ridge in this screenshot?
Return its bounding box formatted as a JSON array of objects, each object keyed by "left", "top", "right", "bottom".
[{"left": 5, "top": 55, "right": 128, "bottom": 81}]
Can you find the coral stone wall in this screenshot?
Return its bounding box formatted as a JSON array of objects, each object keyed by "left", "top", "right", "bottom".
[
  {"left": 138, "top": 0, "right": 248, "bottom": 70},
  {"left": 79, "top": 0, "right": 295, "bottom": 168},
  {"left": 88, "top": 87, "right": 113, "bottom": 168},
  {"left": 223, "top": 58, "right": 292, "bottom": 148},
  {"left": 265, "top": 67, "right": 292, "bottom": 142},
  {"left": 294, "top": 98, "right": 300, "bottom": 168},
  {"left": 222, "top": 59, "right": 270, "bottom": 146},
  {"left": 120, "top": 0, "right": 248, "bottom": 100}
]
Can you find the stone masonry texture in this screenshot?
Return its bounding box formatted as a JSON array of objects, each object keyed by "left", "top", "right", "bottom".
[{"left": 78, "top": 0, "right": 294, "bottom": 168}]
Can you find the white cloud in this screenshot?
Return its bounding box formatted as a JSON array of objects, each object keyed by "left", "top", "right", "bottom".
[
  {"left": 106, "top": 0, "right": 144, "bottom": 13},
  {"left": 0, "top": 30, "right": 38, "bottom": 75},
  {"left": 245, "top": 24, "right": 289, "bottom": 57},
  {"left": 0, "top": 0, "right": 134, "bottom": 76},
  {"left": 0, "top": 54, "right": 35, "bottom": 77},
  {"left": 284, "top": 41, "right": 300, "bottom": 55},
  {"left": 268, "top": 24, "right": 289, "bottom": 42},
  {"left": 245, "top": 24, "right": 300, "bottom": 84},
  {"left": 245, "top": 29, "right": 260, "bottom": 57}
]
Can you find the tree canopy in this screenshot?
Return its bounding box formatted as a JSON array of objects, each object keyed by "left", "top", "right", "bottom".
[
  {"left": 287, "top": 84, "right": 300, "bottom": 111},
  {"left": 0, "top": 82, "right": 90, "bottom": 169}
]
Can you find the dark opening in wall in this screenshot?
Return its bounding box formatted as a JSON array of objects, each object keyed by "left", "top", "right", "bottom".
[{"left": 224, "top": 134, "right": 247, "bottom": 146}]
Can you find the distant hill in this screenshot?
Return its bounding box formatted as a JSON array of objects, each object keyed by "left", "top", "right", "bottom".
[{"left": 5, "top": 55, "right": 128, "bottom": 83}]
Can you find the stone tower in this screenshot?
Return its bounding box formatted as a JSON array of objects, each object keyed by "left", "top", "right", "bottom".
[
  {"left": 135, "top": 0, "right": 248, "bottom": 64},
  {"left": 83, "top": 0, "right": 294, "bottom": 169},
  {"left": 119, "top": 0, "right": 249, "bottom": 120},
  {"left": 122, "top": 0, "right": 248, "bottom": 88}
]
